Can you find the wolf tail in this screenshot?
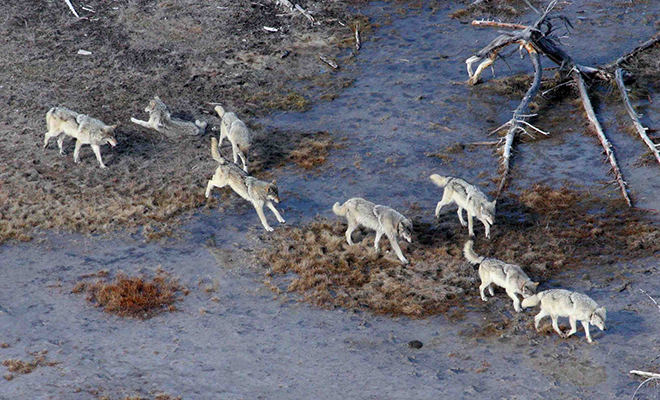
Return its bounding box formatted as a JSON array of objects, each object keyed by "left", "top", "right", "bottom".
[
  {"left": 195, "top": 120, "right": 208, "bottom": 131},
  {"left": 211, "top": 137, "right": 226, "bottom": 164},
  {"left": 45, "top": 107, "right": 55, "bottom": 129},
  {"left": 430, "top": 174, "right": 450, "bottom": 188},
  {"left": 332, "top": 202, "right": 346, "bottom": 217},
  {"left": 463, "top": 240, "right": 484, "bottom": 265},
  {"left": 521, "top": 293, "right": 541, "bottom": 309}
]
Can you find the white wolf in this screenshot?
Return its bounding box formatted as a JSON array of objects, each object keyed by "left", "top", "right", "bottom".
[
  {"left": 131, "top": 96, "right": 207, "bottom": 138},
  {"left": 43, "top": 107, "right": 118, "bottom": 169},
  {"left": 463, "top": 240, "right": 537, "bottom": 312},
  {"left": 430, "top": 174, "right": 496, "bottom": 238},
  {"left": 521, "top": 289, "right": 607, "bottom": 343},
  {"left": 332, "top": 198, "right": 413, "bottom": 264},
  {"left": 205, "top": 138, "right": 284, "bottom": 232},
  {"left": 214, "top": 106, "right": 251, "bottom": 173}
]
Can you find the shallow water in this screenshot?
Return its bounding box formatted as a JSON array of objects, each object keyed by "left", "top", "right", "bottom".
[{"left": 2, "top": 1, "right": 660, "bottom": 398}]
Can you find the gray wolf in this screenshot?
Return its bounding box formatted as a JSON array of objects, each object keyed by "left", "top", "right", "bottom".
[
  {"left": 131, "top": 96, "right": 207, "bottom": 138},
  {"left": 43, "top": 107, "right": 117, "bottom": 169},
  {"left": 332, "top": 198, "right": 413, "bottom": 264},
  {"left": 214, "top": 106, "right": 251, "bottom": 173},
  {"left": 521, "top": 289, "right": 607, "bottom": 343},
  {"left": 463, "top": 240, "right": 537, "bottom": 312},
  {"left": 205, "top": 137, "right": 284, "bottom": 232},
  {"left": 430, "top": 174, "right": 496, "bottom": 238}
]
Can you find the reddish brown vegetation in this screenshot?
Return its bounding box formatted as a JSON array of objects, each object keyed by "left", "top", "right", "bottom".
[
  {"left": 73, "top": 270, "right": 185, "bottom": 319},
  {"left": 258, "top": 185, "right": 660, "bottom": 317}
]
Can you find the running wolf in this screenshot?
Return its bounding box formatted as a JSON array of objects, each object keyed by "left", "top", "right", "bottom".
[
  {"left": 131, "top": 96, "right": 207, "bottom": 138},
  {"left": 463, "top": 240, "right": 537, "bottom": 312},
  {"left": 332, "top": 198, "right": 413, "bottom": 264},
  {"left": 521, "top": 289, "right": 607, "bottom": 343},
  {"left": 43, "top": 107, "right": 117, "bottom": 169},
  {"left": 205, "top": 137, "right": 284, "bottom": 232},
  {"left": 214, "top": 106, "right": 251, "bottom": 173},
  {"left": 430, "top": 174, "right": 496, "bottom": 238}
]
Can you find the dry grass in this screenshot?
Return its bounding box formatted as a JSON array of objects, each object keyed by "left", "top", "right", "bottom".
[
  {"left": 72, "top": 270, "right": 186, "bottom": 319},
  {"left": 289, "top": 138, "right": 337, "bottom": 170},
  {"left": 0, "top": 0, "right": 364, "bottom": 245},
  {"left": 250, "top": 130, "right": 338, "bottom": 173},
  {"left": 2, "top": 350, "right": 58, "bottom": 379},
  {"left": 257, "top": 185, "right": 660, "bottom": 317},
  {"left": 449, "top": 0, "right": 530, "bottom": 20}
]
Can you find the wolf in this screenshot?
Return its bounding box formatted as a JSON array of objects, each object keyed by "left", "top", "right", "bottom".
[
  {"left": 430, "top": 174, "right": 496, "bottom": 238},
  {"left": 205, "top": 137, "right": 284, "bottom": 232},
  {"left": 43, "top": 107, "right": 117, "bottom": 169},
  {"left": 332, "top": 198, "right": 413, "bottom": 264},
  {"left": 131, "top": 96, "right": 207, "bottom": 138},
  {"left": 214, "top": 106, "right": 251, "bottom": 173},
  {"left": 463, "top": 240, "right": 537, "bottom": 312},
  {"left": 521, "top": 289, "right": 607, "bottom": 343}
]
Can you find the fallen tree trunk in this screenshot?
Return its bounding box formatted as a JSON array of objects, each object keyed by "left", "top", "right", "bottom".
[{"left": 573, "top": 70, "right": 632, "bottom": 207}]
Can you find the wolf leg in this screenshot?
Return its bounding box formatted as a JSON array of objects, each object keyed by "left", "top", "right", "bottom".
[
  {"left": 231, "top": 142, "right": 240, "bottom": 164},
  {"left": 434, "top": 189, "right": 453, "bottom": 218},
  {"left": 467, "top": 212, "right": 475, "bottom": 237},
  {"left": 534, "top": 309, "right": 549, "bottom": 331},
  {"left": 44, "top": 129, "right": 60, "bottom": 149},
  {"left": 506, "top": 289, "right": 522, "bottom": 312},
  {"left": 479, "top": 280, "right": 490, "bottom": 301},
  {"left": 205, "top": 181, "right": 216, "bottom": 198},
  {"left": 267, "top": 201, "right": 286, "bottom": 224},
  {"left": 457, "top": 206, "right": 467, "bottom": 227},
  {"left": 237, "top": 150, "right": 248, "bottom": 173},
  {"left": 482, "top": 218, "right": 491, "bottom": 239},
  {"left": 566, "top": 316, "right": 578, "bottom": 338},
  {"left": 581, "top": 320, "right": 593, "bottom": 343},
  {"left": 57, "top": 134, "right": 67, "bottom": 155},
  {"left": 91, "top": 144, "right": 107, "bottom": 169},
  {"left": 345, "top": 219, "right": 356, "bottom": 245},
  {"left": 253, "top": 201, "right": 274, "bottom": 232},
  {"left": 374, "top": 230, "right": 383, "bottom": 251},
  {"left": 387, "top": 233, "right": 408, "bottom": 264},
  {"left": 130, "top": 117, "right": 154, "bottom": 129},
  {"left": 551, "top": 315, "right": 566, "bottom": 338},
  {"left": 73, "top": 140, "right": 83, "bottom": 163}
]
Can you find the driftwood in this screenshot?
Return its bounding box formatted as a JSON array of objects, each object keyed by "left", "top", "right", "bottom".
[
  {"left": 573, "top": 70, "right": 632, "bottom": 206},
  {"left": 464, "top": 0, "right": 652, "bottom": 205},
  {"left": 631, "top": 370, "right": 660, "bottom": 379},
  {"left": 64, "top": 0, "right": 80, "bottom": 18},
  {"left": 613, "top": 34, "right": 660, "bottom": 168},
  {"left": 319, "top": 54, "right": 339, "bottom": 69},
  {"left": 355, "top": 24, "right": 361, "bottom": 51}
]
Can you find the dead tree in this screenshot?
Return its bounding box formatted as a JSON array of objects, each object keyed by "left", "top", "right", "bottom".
[{"left": 465, "top": 0, "right": 657, "bottom": 205}]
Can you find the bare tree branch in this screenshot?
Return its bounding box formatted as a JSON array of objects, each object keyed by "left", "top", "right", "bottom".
[{"left": 573, "top": 69, "right": 632, "bottom": 206}]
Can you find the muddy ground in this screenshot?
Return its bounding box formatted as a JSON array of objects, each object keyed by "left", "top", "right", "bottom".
[{"left": 2, "top": 0, "right": 660, "bottom": 399}]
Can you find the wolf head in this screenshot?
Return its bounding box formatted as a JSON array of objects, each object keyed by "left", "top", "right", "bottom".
[
  {"left": 146, "top": 96, "right": 166, "bottom": 113},
  {"left": 519, "top": 280, "right": 539, "bottom": 298},
  {"left": 590, "top": 307, "right": 607, "bottom": 331},
  {"left": 101, "top": 125, "right": 118, "bottom": 147},
  {"left": 479, "top": 199, "right": 497, "bottom": 225},
  {"left": 266, "top": 181, "right": 280, "bottom": 203},
  {"left": 397, "top": 219, "right": 413, "bottom": 243}
]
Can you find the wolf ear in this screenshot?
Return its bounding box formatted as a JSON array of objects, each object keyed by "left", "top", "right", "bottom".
[
  {"left": 271, "top": 180, "right": 277, "bottom": 186},
  {"left": 110, "top": 124, "right": 118, "bottom": 130},
  {"left": 492, "top": 199, "right": 497, "bottom": 206},
  {"left": 154, "top": 95, "right": 161, "bottom": 100},
  {"left": 533, "top": 282, "right": 539, "bottom": 287}
]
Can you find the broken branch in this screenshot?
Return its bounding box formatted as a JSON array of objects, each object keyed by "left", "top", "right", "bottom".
[
  {"left": 471, "top": 20, "right": 528, "bottom": 30},
  {"left": 497, "top": 44, "right": 542, "bottom": 197},
  {"left": 573, "top": 69, "right": 632, "bottom": 206},
  {"left": 319, "top": 54, "right": 338, "bottom": 69},
  {"left": 631, "top": 370, "right": 660, "bottom": 379},
  {"left": 64, "top": 0, "right": 80, "bottom": 18},
  {"left": 615, "top": 68, "right": 660, "bottom": 167}
]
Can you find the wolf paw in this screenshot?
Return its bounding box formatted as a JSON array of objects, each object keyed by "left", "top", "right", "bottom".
[
  {"left": 264, "top": 226, "right": 274, "bottom": 232},
  {"left": 278, "top": 219, "right": 286, "bottom": 224},
  {"left": 460, "top": 220, "right": 468, "bottom": 227},
  {"left": 481, "top": 297, "right": 488, "bottom": 302}
]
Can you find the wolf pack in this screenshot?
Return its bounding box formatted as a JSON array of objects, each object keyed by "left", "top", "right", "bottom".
[{"left": 43, "top": 95, "right": 606, "bottom": 344}]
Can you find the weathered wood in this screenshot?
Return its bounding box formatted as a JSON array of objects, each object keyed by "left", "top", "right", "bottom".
[
  {"left": 355, "top": 24, "right": 361, "bottom": 51},
  {"left": 497, "top": 44, "right": 542, "bottom": 197},
  {"left": 573, "top": 70, "right": 632, "bottom": 206},
  {"left": 614, "top": 33, "right": 660, "bottom": 67},
  {"left": 319, "top": 54, "right": 338, "bottom": 69},
  {"left": 471, "top": 20, "right": 528, "bottom": 30},
  {"left": 631, "top": 370, "right": 660, "bottom": 379},
  {"left": 64, "top": 0, "right": 80, "bottom": 18},
  {"left": 614, "top": 68, "right": 660, "bottom": 167}
]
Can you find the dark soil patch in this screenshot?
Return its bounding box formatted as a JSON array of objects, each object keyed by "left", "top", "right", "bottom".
[
  {"left": 72, "top": 269, "right": 186, "bottom": 319},
  {"left": 0, "top": 0, "right": 366, "bottom": 244},
  {"left": 256, "top": 185, "right": 660, "bottom": 317}
]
